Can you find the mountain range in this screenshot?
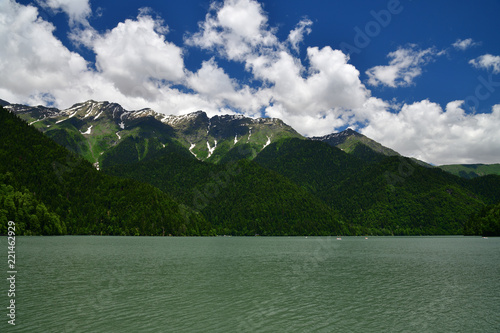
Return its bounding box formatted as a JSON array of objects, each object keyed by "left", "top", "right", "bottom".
[{"left": 1, "top": 100, "right": 499, "bottom": 236}]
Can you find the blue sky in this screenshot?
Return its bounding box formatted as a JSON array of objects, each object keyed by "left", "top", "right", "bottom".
[{"left": 1, "top": 0, "right": 500, "bottom": 164}]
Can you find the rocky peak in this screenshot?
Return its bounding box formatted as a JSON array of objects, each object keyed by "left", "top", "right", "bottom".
[{"left": 310, "top": 128, "right": 362, "bottom": 146}]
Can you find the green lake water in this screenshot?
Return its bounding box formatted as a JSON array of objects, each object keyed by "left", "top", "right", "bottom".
[{"left": 2, "top": 236, "right": 499, "bottom": 332}]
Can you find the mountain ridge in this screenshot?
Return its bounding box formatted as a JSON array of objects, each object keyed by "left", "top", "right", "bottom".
[
  {"left": 6, "top": 100, "right": 303, "bottom": 165},
  {"left": 5, "top": 99, "right": 498, "bottom": 169}
]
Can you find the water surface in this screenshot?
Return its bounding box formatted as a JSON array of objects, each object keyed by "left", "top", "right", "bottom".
[{"left": 2, "top": 236, "right": 499, "bottom": 332}]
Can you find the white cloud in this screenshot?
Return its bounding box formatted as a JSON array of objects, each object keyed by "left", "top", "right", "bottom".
[
  {"left": 366, "top": 46, "right": 440, "bottom": 87},
  {"left": 0, "top": 1, "right": 89, "bottom": 103},
  {"left": 288, "top": 18, "right": 312, "bottom": 53},
  {"left": 469, "top": 54, "right": 500, "bottom": 74},
  {"left": 186, "top": 0, "right": 278, "bottom": 61},
  {"left": 36, "top": 0, "right": 91, "bottom": 26},
  {"left": 0, "top": 1, "right": 209, "bottom": 113},
  {"left": 452, "top": 38, "right": 479, "bottom": 51},
  {"left": 186, "top": 58, "right": 269, "bottom": 115},
  {"left": 361, "top": 100, "right": 500, "bottom": 165},
  {"left": 91, "top": 12, "right": 186, "bottom": 98}
]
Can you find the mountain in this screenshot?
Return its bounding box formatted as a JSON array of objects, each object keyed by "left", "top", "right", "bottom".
[
  {"left": 255, "top": 138, "right": 489, "bottom": 235},
  {"left": 1, "top": 103, "right": 345, "bottom": 236},
  {"left": 4, "top": 99, "right": 500, "bottom": 236},
  {"left": 102, "top": 138, "right": 346, "bottom": 236},
  {"left": 0, "top": 106, "right": 209, "bottom": 236},
  {"left": 323, "top": 156, "right": 489, "bottom": 235},
  {"left": 439, "top": 163, "right": 500, "bottom": 179},
  {"left": 311, "top": 129, "right": 434, "bottom": 168},
  {"left": 6, "top": 100, "right": 302, "bottom": 167},
  {"left": 310, "top": 128, "right": 400, "bottom": 162}
]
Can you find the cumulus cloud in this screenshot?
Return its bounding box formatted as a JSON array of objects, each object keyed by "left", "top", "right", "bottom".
[
  {"left": 366, "top": 46, "right": 441, "bottom": 87},
  {"left": 452, "top": 38, "right": 479, "bottom": 51},
  {"left": 0, "top": 0, "right": 89, "bottom": 104},
  {"left": 288, "top": 18, "right": 312, "bottom": 53},
  {"left": 186, "top": 0, "right": 278, "bottom": 61},
  {"left": 247, "top": 46, "right": 368, "bottom": 127},
  {"left": 361, "top": 100, "right": 500, "bottom": 165},
  {"left": 469, "top": 54, "right": 500, "bottom": 74},
  {"left": 91, "top": 13, "right": 185, "bottom": 98},
  {"left": 186, "top": 58, "right": 269, "bottom": 115},
  {"left": 36, "top": 0, "right": 91, "bottom": 26},
  {"left": 0, "top": 1, "right": 219, "bottom": 114}
]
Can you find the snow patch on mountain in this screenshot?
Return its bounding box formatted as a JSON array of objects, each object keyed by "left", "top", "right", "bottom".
[
  {"left": 80, "top": 125, "right": 92, "bottom": 135},
  {"left": 162, "top": 111, "right": 205, "bottom": 126},
  {"left": 263, "top": 136, "right": 272, "bottom": 149},
  {"left": 207, "top": 140, "right": 217, "bottom": 158},
  {"left": 29, "top": 117, "right": 45, "bottom": 125},
  {"left": 94, "top": 110, "right": 104, "bottom": 120},
  {"left": 189, "top": 143, "right": 198, "bottom": 158}
]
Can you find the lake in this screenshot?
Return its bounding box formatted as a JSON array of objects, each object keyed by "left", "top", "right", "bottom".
[{"left": 2, "top": 236, "right": 500, "bottom": 332}]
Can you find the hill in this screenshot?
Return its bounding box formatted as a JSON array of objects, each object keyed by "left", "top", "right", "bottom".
[
  {"left": 439, "top": 164, "right": 500, "bottom": 179},
  {"left": 102, "top": 137, "right": 346, "bottom": 236},
  {"left": 0, "top": 106, "right": 209, "bottom": 236},
  {"left": 255, "top": 138, "right": 488, "bottom": 235}
]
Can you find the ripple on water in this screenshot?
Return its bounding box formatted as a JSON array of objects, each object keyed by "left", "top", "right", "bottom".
[{"left": 6, "top": 236, "right": 500, "bottom": 332}]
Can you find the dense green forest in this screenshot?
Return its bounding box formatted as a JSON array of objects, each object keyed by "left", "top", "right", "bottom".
[
  {"left": 0, "top": 107, "right": 209, "bottom": 236},
  {"left": 1, "top": 105, "right": 499, "bottom": 236},
  {"left": 464, "top": 202, "right": 500, "bottom": 236},
  {"left": 254, "top": 138, "right": 498, "bottom": 235},
  {"left": 103, "top": 139, "right": 346, "bottom": 236}
]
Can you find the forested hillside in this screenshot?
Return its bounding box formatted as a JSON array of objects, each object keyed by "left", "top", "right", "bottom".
[
  {"left": 255, "top": 138, "right": 492, "bottom": 235},
  {"left": 102, "top": 138, "right": 346, "bottom": 236},
  {"left": 0, "top": 106, "right": 209, "bottom": 236}
]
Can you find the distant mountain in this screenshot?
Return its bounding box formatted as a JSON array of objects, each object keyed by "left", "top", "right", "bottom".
[
  {"left": 310, "top": 128, "right": 398, "bottom": 154},
  {"left": 310, "top": 128, "right": 400, "bottom": 163},
  {"left": 6, "top": 100, "right": 302, "bottom": 167},
  {"left": 439, "top": 164, "right": 500, "bottom": 179},
  {"left": 311, "top": 129, "right": 432, "bottom": 167}
]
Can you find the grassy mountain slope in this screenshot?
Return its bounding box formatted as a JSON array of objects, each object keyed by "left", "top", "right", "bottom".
[
  {"left": 9, "top": 101, "right": 303, "bottom": 166},
  {"left": 311, "top": 129, "right": 400, "bottom": 157},
  {"left": 439, "top": 163, "right": 500, "bottom": 179}
]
